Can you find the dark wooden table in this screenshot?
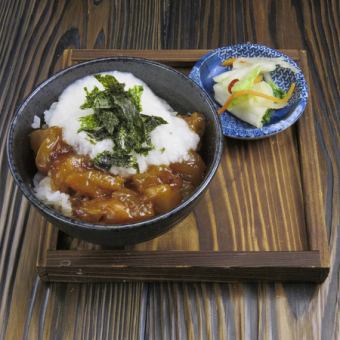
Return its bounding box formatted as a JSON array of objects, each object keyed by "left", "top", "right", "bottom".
[{"left": 0, "top": 1, "right": 339, "bottom": 339}]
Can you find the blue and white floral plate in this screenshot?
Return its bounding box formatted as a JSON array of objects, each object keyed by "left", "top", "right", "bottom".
[{"left": 189, "top": 43, "right": 308, "bottom": 139}]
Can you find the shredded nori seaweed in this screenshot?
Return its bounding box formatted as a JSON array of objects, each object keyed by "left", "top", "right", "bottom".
[{"left": 78, "top": 74, "right": 167, "bottom": 171}]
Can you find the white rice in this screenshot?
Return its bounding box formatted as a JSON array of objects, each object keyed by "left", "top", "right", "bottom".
[
  {"left": 33, "top": 175, "right": 72, "bottom": 216},
  {"left": 31, "top": 115, "right": 41, "bottom": 129}
]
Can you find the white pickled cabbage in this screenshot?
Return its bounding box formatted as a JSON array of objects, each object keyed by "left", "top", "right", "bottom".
[{"left": 213, "top": 58, "right": 294, "bottom": 127}]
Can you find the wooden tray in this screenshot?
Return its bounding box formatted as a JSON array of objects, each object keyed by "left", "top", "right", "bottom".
[{"left": 37, "top": 49, "right": 329, "bottom": 282}]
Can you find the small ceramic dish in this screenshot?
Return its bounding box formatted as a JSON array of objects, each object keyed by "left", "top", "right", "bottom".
[{"left": 189, "top": 43, "right": 308, "bottom": 139}]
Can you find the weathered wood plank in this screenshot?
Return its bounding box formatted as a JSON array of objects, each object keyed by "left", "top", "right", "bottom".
[
  {"left": 39, "top": 248, "right": 327, "bottom": 283},
  {"left": 296, "top": 50, "right": 330, "bottom": 266}
]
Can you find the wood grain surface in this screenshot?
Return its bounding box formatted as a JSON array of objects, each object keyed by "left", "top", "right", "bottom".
[{"left": 0, "top": 0, "right": 339, "bottom": 339}]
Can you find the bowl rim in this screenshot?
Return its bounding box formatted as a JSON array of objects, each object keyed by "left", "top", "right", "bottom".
[
  {"left": 7, "top": 56, "right": 223, "bottom": 231},
  {"left": 189, "top": 43, "right": 309, "bottom": 139}
]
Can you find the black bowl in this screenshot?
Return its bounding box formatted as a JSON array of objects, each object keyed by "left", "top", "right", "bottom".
[{"left": 7, "top": 57, "right": 223, "bottom": 246}]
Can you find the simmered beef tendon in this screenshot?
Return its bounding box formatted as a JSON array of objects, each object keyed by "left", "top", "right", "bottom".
[
  {"left": 64, "top": 172, "right": 124, "bottom": 198},
  {"left": 144, "top": 184, "right": 182, "bottom": 214},
  {"left": 170, "top": 151, "right": 206, "bottom": 185},
  {"left": 49, "top": 154, "right": 88, "bottom": 192},
  {"left": 130, "top": 166, "right": 183, "bottom": 213},
  {"left": 30, "top": 127, "right": 60, "bottom": 153},
  {"left": 180, "top": 112, "right": 206, "bottom": 137},
  {"left": 180, "top": 180, "right": 195, "bottom": 199},
  {"left": 31, "top": 113, "right": 206, "bottom": 224},
  {"left": 50, "top": 154, "right": 124, "bottom": 197},
  {"left": 74, "top": 189, "right": 154, "bottom": 223},
  {"left": 149, "top": 166, "right": 183, "bottom": 189},
  {"left": 130, "top": 165, "right": 182, "bottom": 193},
  {"left": 30, "top": 127, "right": 71, "bottom": 174},
  {"left": 129, "top": 169, "right": 162, "bottom": 192}
]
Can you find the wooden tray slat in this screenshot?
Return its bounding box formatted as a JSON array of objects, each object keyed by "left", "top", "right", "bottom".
[
  {"left": 37, "top": 49, "right": 329, "bottom": 282},
  {"left": 296, "top": 51, "right": 329, "bottom": 266}
]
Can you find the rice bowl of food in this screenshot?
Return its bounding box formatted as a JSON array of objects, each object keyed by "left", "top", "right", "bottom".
[{"left": 7, "top": 58, "right": 223, "bottom": 246}]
